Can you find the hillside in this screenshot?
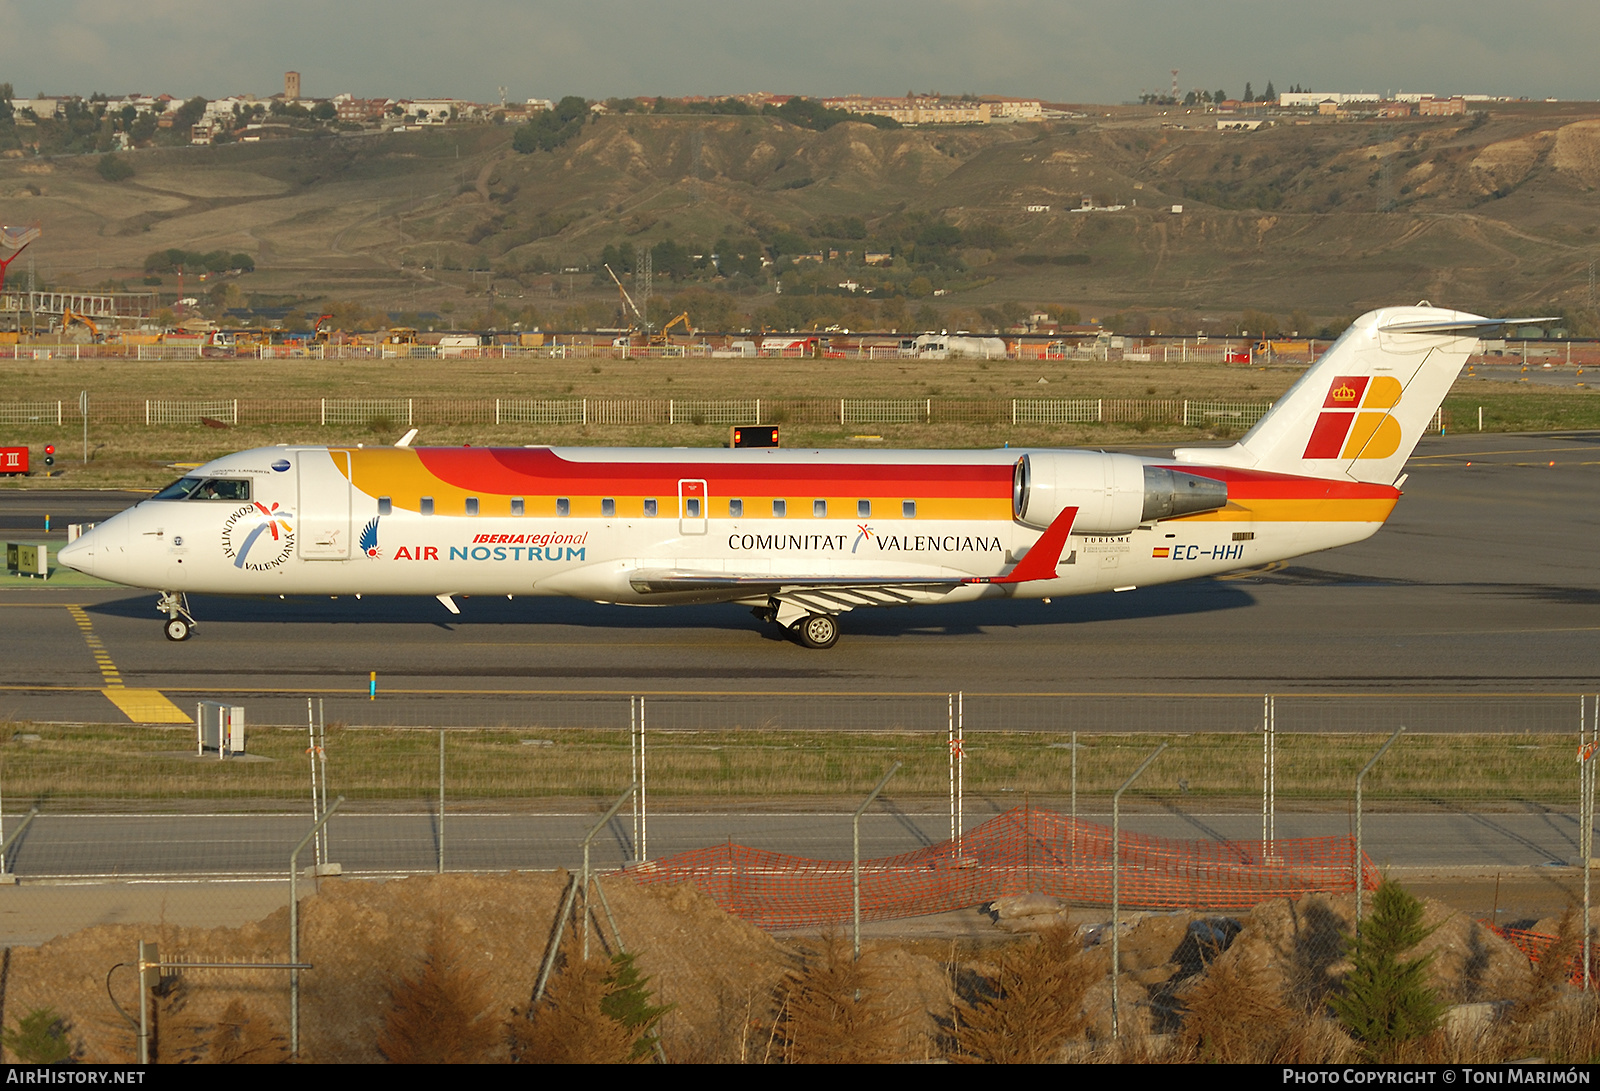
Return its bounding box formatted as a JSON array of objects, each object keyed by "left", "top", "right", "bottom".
[{"left": 3, "top": 102, "right": 1599, "bottom": 333}]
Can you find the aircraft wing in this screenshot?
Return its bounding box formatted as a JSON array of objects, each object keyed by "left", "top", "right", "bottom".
[{"left": 626, "top": 506, "right": 1079, "bottom": 622}]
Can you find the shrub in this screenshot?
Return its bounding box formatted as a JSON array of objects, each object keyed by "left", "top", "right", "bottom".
[
  {"left": 376, "top": 921, "right": 499, "bottom": 1063},
  {"left": 1330, "top": 880, "right": 1447, "bottom": 1059},
  {"left": 4, "top": 1007, "right": 73, "bottom": 1063},
  {"left": 778, "top": 934, "right": 904, "bottom": 1063},
  {"left": 508, "top": 951, "right": 667, "bottom": 1064},
  {"left": 955, "top": 927, "right": 1102, "bottom": 1063}
]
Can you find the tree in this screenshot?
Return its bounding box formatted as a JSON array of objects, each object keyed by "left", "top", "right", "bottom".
[
  {"left": 1264, "top": 80, "right": 1277, "bottom": 103},
  {"left": 376, "top": 921, "right": 500, "bottom": 1063},
  {"left": 508, "top": 952, "right": 666, "bottom": 1064},
  {"left": 1216, "top": 89, "right": 1227, "bottom": 105},
  {"left": 956, "top": 927, "right": 1101, "bottom": 1063},
  {"left": 1329, "top": 880, "right": 1446, "bottom": 1059},
  {"left": 779, "top": 934, "right": 904, "bottom": 1063},
  {"left": 96, "top": 153, "right": 134, "bottom": 182},
  {"left": 4, "top": 1008, "right": 73, "bottom": 1063},
  {"left": 172, "top": 96, "right": 207, "bottom": 131},
  {"left": 1244, "top": 82, "right": 1254, "bottom": 103}
]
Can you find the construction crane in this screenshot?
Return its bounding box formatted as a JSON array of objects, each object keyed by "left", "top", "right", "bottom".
[{"left": 604, "top": 263, "right": 647, "bottom": 338}]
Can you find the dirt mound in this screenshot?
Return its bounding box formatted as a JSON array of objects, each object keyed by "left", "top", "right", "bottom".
[
  {"left": 1207, "top": 891, "right": 1530, "bottom": 1010},
  {"left": 3, "top": 872, "right": 791, "bottom": 1063}
]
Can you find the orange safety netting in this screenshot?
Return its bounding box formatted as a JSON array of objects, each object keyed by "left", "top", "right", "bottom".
[
  {"left": 626, "top": 805, "right": 1378, "bottom": 930},
  {"left": 1486, "top": 924, "right": 1600, "bottom": 987}
]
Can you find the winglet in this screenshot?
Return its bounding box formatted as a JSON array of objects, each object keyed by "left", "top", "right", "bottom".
[
  {"left": 395, "top": 428, "right": 418, "bottom": 448},
  {"left": 968, "top": 506, "right": 1078, "bottom": 585}
]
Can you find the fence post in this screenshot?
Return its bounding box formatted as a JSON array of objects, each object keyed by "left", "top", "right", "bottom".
[
  {"left": 1112, "top": 743, "right": 1167, "bottom": 1039},
  {"left": 840, "top": 399, "right": 845, "bottom": 426},
  {"left": 438, "top": 730, "right": 445, "bottom": 875},
  {"left": 320, "top": 398, "right": 326, "bottom": 427},
  {"left": 854, "top": 762, "right": 902, "bottom": 961},
  {"left": 407, "top": 398, "right": 413, "bottom": 427},
  {"left": 926, "top": 398, "right": 931, "bottom": 423},
  {"left": 669, "top": 399, "right": 674, "bottom": 425},
  {"left": 755, "top": 398, "right": 761, "bottom": 425},
  {"left": 144, "top": 399, "right": 150, "bottom": 427},
  {"left": 582, "top": 398, "right": 587, "bottom": 426},
  {"left": 495, "top": 398, "right": 500, "bottom": 426},
  {"left": 1097, "top": 398, "right": 1103, "bottom": 423},
  {"left": 1355, "top": 727, "right": 1404, "bottom": 930},
  {"left": 290, "top": 795, "right": 344, "bottom": 1057}
]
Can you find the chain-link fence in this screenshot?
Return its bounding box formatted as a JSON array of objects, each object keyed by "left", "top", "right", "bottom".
[{"left": 2, "top": 691, "right": 1596, "bottom": 1063}]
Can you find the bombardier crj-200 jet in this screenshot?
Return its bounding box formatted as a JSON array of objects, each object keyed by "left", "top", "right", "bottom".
[{"left": 59, "top": 306, "right": 1528, "bottom": 649}]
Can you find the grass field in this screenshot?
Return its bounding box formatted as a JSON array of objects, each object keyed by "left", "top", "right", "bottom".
[
  {"left": 3, "top": 357, "right": 1597, "bottom": 490},
  {"left": 0, "top": 723, "right": 1582, "bottom": 812}
]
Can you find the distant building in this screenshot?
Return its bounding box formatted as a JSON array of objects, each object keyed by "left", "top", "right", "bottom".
[
  {"left": 285, "top": 72, "right": 300, "bottom": 102},
  {"left": 1418, "top": 95, "right": 1466, "bottom": 116},
  {"left": 1278, "top": 91, "right": 1382, "bottom": 107},
  {"left": 821, "top": 95, "right": 991, "bottom": 125},
  {"left": 981, "top": 96, "right": 1044, "bottom": 121}
]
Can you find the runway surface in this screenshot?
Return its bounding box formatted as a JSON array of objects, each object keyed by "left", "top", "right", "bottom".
[
  {"left": 0, "top": 432, "right": 1597, "bottom": 729},
  {"left": 0, "top": 808, "right": 1586, "bottom": 878}
]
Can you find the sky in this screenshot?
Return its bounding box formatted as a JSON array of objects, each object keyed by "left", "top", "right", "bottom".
[{"left": 0, "top": 0, "right": 1595, "bottom": 105}]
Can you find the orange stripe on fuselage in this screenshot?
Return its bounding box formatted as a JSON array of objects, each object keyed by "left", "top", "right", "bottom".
[{"left": 340, "top": 447, "right": 1014, "bottom": 519}]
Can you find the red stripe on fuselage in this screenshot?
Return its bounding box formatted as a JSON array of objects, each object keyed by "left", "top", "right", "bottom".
[{"left": 414, "top": 447, "right": 1013, "bottom": 498}]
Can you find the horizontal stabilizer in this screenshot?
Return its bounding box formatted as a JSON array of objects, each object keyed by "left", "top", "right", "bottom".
[{"left": 1376, "top": 316, "right": 1558, "bottom": 335}]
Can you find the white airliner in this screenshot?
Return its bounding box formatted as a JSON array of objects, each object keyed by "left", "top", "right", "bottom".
[{"left": 58, "top": 306, "right": 1524, "bottom": 648}]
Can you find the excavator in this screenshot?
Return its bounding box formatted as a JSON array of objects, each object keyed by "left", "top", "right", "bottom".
[
  {"left": 61, "top": 307, "right": 102, "bottom": 343},
  {"left": 651, "top": 311, "right": 692, "bottom": 347}
]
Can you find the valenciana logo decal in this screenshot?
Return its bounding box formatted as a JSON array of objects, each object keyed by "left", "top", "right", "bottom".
[
  {"left": 359, "top": 517, "right": 381, "bottom": 558},
  {"left": 222, "top": 502, "right": 295, "bottom": 570},
  {"left": 1303, "top": 375, "right": 1404, "bottom": 460}
]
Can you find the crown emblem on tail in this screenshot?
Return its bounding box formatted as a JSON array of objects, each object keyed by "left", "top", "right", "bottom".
[{"left": 1330, "top": 382, "right": 1359, "bottom": 402}]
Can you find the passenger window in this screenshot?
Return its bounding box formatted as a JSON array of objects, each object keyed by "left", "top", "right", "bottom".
[
  {"left": 601, "top": 498, "right": 616, "bottom": 518},
  {"left": 378, "top": 497, "right": 392, "bottom": 516},
  {"left": 420, "top": 497, "right": 434, "bottom": 516},
  {"left": 773, "top": 499, "right": 786, "bottom": 517},
  {"left": 686, "top": 497, "right": 701, "bottom": 518},
  {"left": 511, "top": 497, "right": 525, "bottom": 516},
  {"left": 729, "top": 498, "right": 743, "bottom": 518},
  {"left": 903, "top": 500, "right": 917, "bottom": 518},
  {"left": 556, "top": 498, "right": 570, "bottom": 516},
  {"left": 857, "top": 500, "right": 871, "bottom": 518},
  {"left": 644, "top": 498, "right": 658, "bottom": 517},
  {"left": 813, "top": 499, "right": 827, "bottom": 518},
  {"left": 465, "top": 497, "right": 479, "bottom": 516}
]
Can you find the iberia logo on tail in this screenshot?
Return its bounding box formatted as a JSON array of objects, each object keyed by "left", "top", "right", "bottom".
[{"left": 1303, "top": 375, "right": 1404, "bottom": 460}]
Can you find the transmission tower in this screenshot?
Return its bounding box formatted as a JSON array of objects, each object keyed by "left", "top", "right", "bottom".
[
  {"left": 634, "top": 244, "right": 653, "bottom": 331},
  {"left": 1171, "top": 69, "right": 1179, "bottom": 101}
]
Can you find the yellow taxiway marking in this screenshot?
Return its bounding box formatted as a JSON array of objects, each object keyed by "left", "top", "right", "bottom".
[{"left": 64, "top": 604, "right": 190, "bottom": 724}]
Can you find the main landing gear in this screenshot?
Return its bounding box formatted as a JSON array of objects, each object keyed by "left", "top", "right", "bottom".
[
  {"left": 158, "top": 591, "right": 197, "bottom": 642},
  {"left": 753, "top": 604, "right": 841, "bottom": 649}
]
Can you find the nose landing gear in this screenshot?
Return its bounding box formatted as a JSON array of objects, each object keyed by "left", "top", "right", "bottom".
[{"left": 158, "top": 591, "right": 197, "bottom": 641}]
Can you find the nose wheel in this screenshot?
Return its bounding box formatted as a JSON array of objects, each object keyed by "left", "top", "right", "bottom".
[
  {"left": 792, "top": 612, "right": 840, "bottom": 650},
  {"left": 157, "top": 591, "right": 197, "bottom": 641}
]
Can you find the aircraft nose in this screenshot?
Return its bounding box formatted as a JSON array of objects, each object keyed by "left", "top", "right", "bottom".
[{"left": 56, "top": 532, "right": 93, "bottom": 575}]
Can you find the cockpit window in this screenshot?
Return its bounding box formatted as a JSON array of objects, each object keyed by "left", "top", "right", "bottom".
[{"left": 151, "top": 477, "right": 252, "bottom": 502}]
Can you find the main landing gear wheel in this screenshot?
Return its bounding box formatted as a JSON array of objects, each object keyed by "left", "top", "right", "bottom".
[
  {"left": 164, "top": 617, "right": 192, "bottom": 642},
  {"left": 793, "top": 612, "right": 840, "bottom": 650}
]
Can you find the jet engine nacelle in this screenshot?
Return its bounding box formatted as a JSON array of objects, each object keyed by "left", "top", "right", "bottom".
[{"left": 1012, "top": 452, "right": 1228, "bottom": 533}]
